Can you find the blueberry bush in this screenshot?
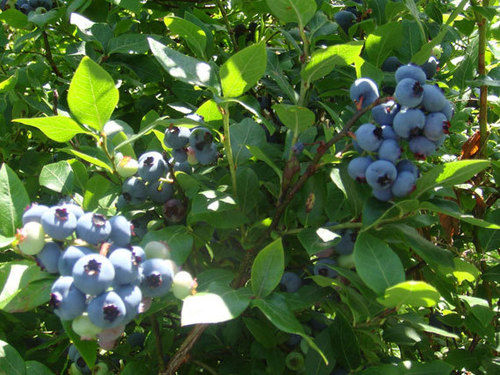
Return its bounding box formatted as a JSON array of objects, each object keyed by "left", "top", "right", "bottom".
[{"left": 0, "top": 0, "right": 498, "bottom": 374}]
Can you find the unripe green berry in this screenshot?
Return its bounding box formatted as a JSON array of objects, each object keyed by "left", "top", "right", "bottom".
[
  {"left": 17, "top": 222, "right": 45, "bottom": 255},
  {"left": 115, "top": 156, "right": 139, "bottom": 178},
  {"left": 72, "top": 313, "right": 103, "bottom": 340},
  {"left": 172, "top": 271, "right": 196, "bottom": 300},
  {"left": 186, "top": 147, "right": 198, "bottom": 165},
  {"left": 338, "top": 253, "right": 355, "bottom": 269},
  {"left": 69, "top": 363, "right": 81, "bottom": 375},
  {"left": 95, "top": 362, "right": 109, "bottom": 375},
  {"left": 144, "top": 241, "right": 171, "bottom": 259},
  {"left": 285, "top": 352, "right": 305, "bottom": 371}
]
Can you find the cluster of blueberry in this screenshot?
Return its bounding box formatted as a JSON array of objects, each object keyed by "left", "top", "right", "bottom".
[
  {"left": 164, "top": 125, "right": 218, "bottom": 167},
  {"left": 347, "top": 63, "right": 454, "bottom": 201},
  {"left": 334, "top": 0, "right": 363, "bottom": 34},
  {"left": 15, "top": 0, "right": 52, "bottom": 14},
  {"left": 16, "top": 202, "right": 196, "bottom": 349}
]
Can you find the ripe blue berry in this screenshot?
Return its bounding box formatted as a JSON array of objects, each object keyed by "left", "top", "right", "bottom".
[
  {"left": 58, "top": 245, "right": 93, "bottom": 276},
  {"left": 424, "top": 112, "right": 450, "bottom": 141},
  {"left": 350, "top": 78, "right": 379, "bottom": 109},
  {"left": 50, "top": 276, "right": 87, "bottom": 320},
  {"left": 442, "top": 100, "right": 454, "bottom": 121},
  {"left": 22, "top": 204, "right": 49, "bottom": 225},
  {"left": 347, "top": 157, "right": 373, "bottom": 183},
  {"left": 131, "top": 246, "right": 146, "bottom": 264},
  {"left": 371, "top": 100, "right": 399, "bottom": 125},
  {"left": 68, "top": 344, "right": 79, "bottom": 362},
  {"left": 87, "top": 291, "right": 126, "bottom": 328},
  {"left": 336, "top": 229, "right": 356, "bottom": 255},
  {"left": 409, "top": 136, "right": 436, "bottom": 159},
  {"left": 171, "top": 148, "right": 187, "bottom": 163},
  {"left": 279, "top": 272, "right": 302, "bottom": 293},
  {"left": 109, "top": 215, "right": 133, "bottom": 247},
  {"left": 140, "top": 259, "right": 174, "bottom": 297},
  {"left": 396, "top": 160, "right": 419, "bottom": 179},
  {"left": 138, "top": 152, "right": 167, "bottom": 182},
  {"left": 372, "top": 188, "right": 393, "bottom": 202},
  {"left": 365, "top": 160, "right": 397, "bottom": 190},
  {"left": 354, "top": 123, "right": 383, "bottom": 152},
  {"left": 381, "top": 56, "right": 402, "bottom": 72},
  {"left": 36, "top": 242, "right": 62, "bottom": 273},
  {"left": 314, "top": 258, "right": 337, "bottom": 278},
  {"left": 194, "top": 143, "right": 218, "bottom": 165},
  {"left": 173, "top": 160, "right": 192, "bottom": 174},
  {"left": 61, "top": 203, "right": 84, "bottom": 220},
  {"left": 114, "top": 284, "right": 142, "bottom": 323},
  {"left": 109, "top": 248, "right": 140, "bottom": 285},
  {"left": 395, "top": 64, "right": 426, "bottom": 84},
  {"left": 381, "top": 125, "right": 398, "bottom": 140},
  {"left": 72, "top": 254, "right": 115, "bottom": 295},
  {"left": 147, "top": 180, "right": 174, "bottom": 203},
  {"left": 41, "top": 207, "right": 77, "bottom": 241},
  {"left": 421, "top": 56, "right": 438, "bottom": 79},
  {"left": 189, "top": 127, "right": 213, "bottom": 151},
  {"left": 122, "top": 177, "right": 147, "bottom": 204},
  {"left": 334, "top": 10, "right": 356, "bottom": 33},
  {"left": 391, "top": 171, "right": 417, "bottom": 197},
  {"left": 421, "top": 84, "right": 446, "bottom": 113},
  {"left": 76, "top": 213, "right": 112, "bottom": 245},
  {"left": 393, "top": 108, "right": 425, "bottom": 139},
  {"left": 378, "top": 139, "right": 402, "bottom": 163},
  {"left": 164, "top": 126, "right": 191, "bottom": 149},
  {"left": 395, "top": 78, "right": 424, "bottom": 108}
]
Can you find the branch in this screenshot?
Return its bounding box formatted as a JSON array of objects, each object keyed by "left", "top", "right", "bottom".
[
  {"left": 215, "top": 0, "right": 238, "bottom": 51},
  {"left": 41, "top": 30, "right": 62, "bottom": 78}
]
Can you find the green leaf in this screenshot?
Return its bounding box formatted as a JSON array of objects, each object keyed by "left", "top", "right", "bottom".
[
  {"left": 82, "top": 174, "right": 115, "bottom": 212},
  {"left": 27, "top": 9, "right": 58, "bottom": 27},
  {"left": 61, "top": 321, "right": 98, "bottom": 371},
  {"left": 297, "top": 227, "right": 341, "bottom": 256},
  {"left": 402, "top": 360, "right": 453, "bottom": 375},
  {"left": 420, "top": 199, "right": 500, "bottom": 229},
  {"left": 0, "top": 164, "right": 30, "bottom": 237},
  {"left": 236, "top": 168, "right": 260, "bottom": 214},
  {"left": 251, "top": 238, "right": 284, "bottom": 298},
  {"left": 68, "top": 159, "right": 88, "bottom": 191},
  {"left": 266, "top": 51, "right": 298, "bottom": 103},
  {"left": 399, "top": 20, "right": 426, "bottom": 61},
  {"left": 265, "top": 0, "right": 317, "bottom": 27},
  {"left": 220, "top": 43, "right": 267, "bottom": 98},
  {"left": 61, "top": 148, "right": 114, "bottom": 173},
  {"left": 67, "top": 56, "right": 119, "bottom": 132},
  {"left": 304, "top": 328, "right": 335, "bottom": 375},
  {"left": 272, "top": 104, "right": 315, "bottom": 134},
  {"left": 181, "top": 284, "right": 252, "bottom": 325},
  {"left": 148, "top": 38, "right": 218, "bottom": 91},
  {"left": 0, "top": 74, "right": 17, "bottom": 94},
  {"left": 252, "top": 294, "right": 327, "bottom": 364},
  {"left": 0, "top": 340, "right": 25, "bottom": 375},
  {"left": 243, "top": 317, "right": 278, "bottom": 348},
  {"left": 478, "top": 209, "right": 500, "bottom": 251},
  {"left": 458, "top": 295, "right": 495, "bottom": 326},
  {"left": 328, "top": 313, "right": 361, "bottom": 370},
  {"left": 0, "top": 9, "right": 28, "bottom": 29},
  {"left": 230, "top": 118, "right": 267, "bottom": 164},
  {"left": 107, "top": 33, "right": 149, "bottom": 54},
  {"left": 13, "top": 116, "right": 88, "bottom": 143},
  {"left": 141, "top": 226, "right": 193, "bottom": 265},
  {"left": 452, "top": 258, "right": 480, "bottom": 285},
  {"left": 365, "top": 22, "right": 403, "bottom": 66},
  {"left": 25, "top": 361, "right": 54, "bottom": 375},
  {"left": 353, "top": 233, "right": 405, "bottom": 295},
  {"left": 301, "top": 42, "right": 363, "bottom": 84},
  {"left": 164, "top": 16, "right": 206, "bottom": 58},
  {"left": 378, "top": 281, "right": 440, "bottom": 308},
  {"left": 414, "top": 160, "right": 490, "bottom": 197},
  {"left": 39, "top": 161, "right": 74, "bottom": 194},
  {"left": 247, "top": 145, "right": 283, "bottom": 181}
]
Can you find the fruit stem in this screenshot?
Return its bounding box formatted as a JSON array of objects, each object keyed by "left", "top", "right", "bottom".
[{"left": 220, "top": 104, "right": 238, "bottom": 198}]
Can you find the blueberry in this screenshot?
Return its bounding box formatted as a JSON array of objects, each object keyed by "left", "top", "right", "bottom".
[
  {"left": 441, "top": 100, "right": 454, "bottom": 121},
  {"left": 164, "top": 126, "right": 191, "bottom": 149},
  {"left": 395, "top": 78, "right": 424, "bottom": 108},
  {"left": 393, "top": 108, "right": 425, "bottom": 139},
  {"left": 396, "top": 160, "right": 419, "bottom": 179},
  {"left": 424, "top": 112, "right": 450, "bottom": 141},
  {"left": 409, "top": 136, "right": 436, "bottom": 159},
  {"left": 127, "top": 332, "right": 146, "bottom": 348},
  {"left": 279, "top": 272, "right": 302, "bottom": 293},
  {"left": 41, "top": 207, "right": 77, "bottom": 241},
  {"left": 286, "top": 334, "right": 302, "bottom": 347},
  {"left": 313, "top": 258, "right": 337, "bottom": 278},
  {"left": 144, "top": 241, "right": 171, "bottom": 259},
  {"left": 395, "top": 64, "right": 426, "bottom": 84},
  {"left": 114, "top": 284, "right": 142, "bottom": 323},
  {"left": 381, "top": 125, "right": 398, "bottom": 140},
  {"left": 371, "top": 101, "right": 399, "bottom": 125},
  {"left": 109, "top": 215, "right": 133, "bottom": 247},
  {"left": 365, "top": 160, "right": 397, "bottom": 190},
  {"left": 330, "top": 368, "right": 349, "bottom": 375},
  {"left": 334, "top": 10, "right": 356, "bottom": 33},
  {"left": 285, "top": 352, "right": 305, "bottom": 371},
  {"left": 138, "top": 152, "right": 167, "bottom": 182},
  {"left": 171, "top": 148, "right": 187, "bottom": 163},
  {"left": 391, "top": 171, "right": 417, "bottom": 197},
  {"left": 420, "top": 56, "right": 438, "bottom": 79},
  {"left": 172, "top": 271, "right": 196, "bottom": 300},
  {"left": 60, "top": 203, "right": 84, "bottom": 220},
  {"left": 122, "top": 177, "right": 147, "bottom": 204},
  {"left": 68, "top": 344, "right": 79, "bottom": 362},
  {"left": 349, "top": 78, "right": 379, "bottom": 109},
  {"left": 173, "top": 160, "right": 192, "bottom": 174},
  {"left": 354, "top": 123, "right": 383, "bottom": 152},
  {"left": 189, "top": 127, "right": 213, "bottom": 151},
  {"left": 76, "top": 213, "right": 112, "bottom": 245},
  {"left": 163, "top": 199, "right": 187, "bottom": 223},
  {"left": 72, "top": 254, "right": 115, "bottom": 295},
  {"left": 381, "top": 56, "right": 402, "bottom": 72},
  {"left": 336, "top": 230, "right": 356, "bottom": 255},
  {"left": 139, "top": 259, "right": 174, "bottom": 297},
  {"left": 87, "top": 291, "right": 126, "bottom": 328},
  {"left": 50, "top": 276, "right": 87, "bottom": 320},
  {"left": 58, "top": 245, "right": 94, "bottom": 276},
  {"left": 194, "top": 143, "right": 218, "bottom": 165},
  {"left": 22, "top": 204, "right": 49, "bottom": 225},
  {"left": 292, "top": 142, "right": 305, "bottom": 155},
  {"left": 131, "top": 246, "right": 146, "bottom": 264},
  {"left": 347, "top": 156, "right": 373, "bottom": 183},
  {"left": 378, "top": 139, "right": 402, "bottom": 163},
  {"left": 109, "top": 248, "right": 140, "bottom": 285},
  {"left": 115, "top": 156, "right": 139, "bottom": 178},
  {"left": 372, "top": 188, "right": 393, "bottom": 202},
  {"left": 147, "top": 180, "right": 174, "bottom": 203},
  {"left": 16, "top": 222, "right": 45, "bottom": 255},
  {"left": 36, "top": 242, "right": 62, "bottom": 273},
  {"left": 421, "top": 84, "right": 446, "bottom": 113}
]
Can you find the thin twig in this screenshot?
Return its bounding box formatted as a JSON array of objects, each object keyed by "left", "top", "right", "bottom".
[
  {"left": 215, "top": 0, "right": 238, "bottom": 51},
  {"left": 41, "top": 30, "right": 62, "bottom": 78}
]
